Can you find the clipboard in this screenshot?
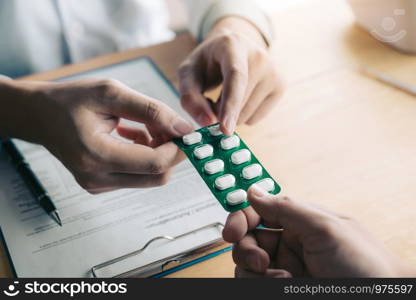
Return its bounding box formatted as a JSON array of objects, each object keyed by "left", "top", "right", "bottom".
[{"left": 91, "top": 222, "right": 231, "bottom": 278}]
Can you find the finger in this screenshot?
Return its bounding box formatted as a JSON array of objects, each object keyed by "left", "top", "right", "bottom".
[
  {"left": 82, "top": 169, "right": 173, "bottom": 193},
  {"left": 275, "top": 238, "right": 305, "bottom": 277},
  {"left": 255, "top": 229, "right": 282, "bottom": 260},
  {"left": 223, "top": 211, "right": 247, "bottom": 243},
  {"left": 248, "top": 185, "right": 337, "bottom": 237},
  {"left": 101, "top": 81, "right": 194, "bottom": 137},
  {"left": 237, "top": 82, "right": 270, "bottom": 125},
  {"left": 99, "top": 134, "right": 185, "bottom": 174},
  {"left": 246, "top": 92, "right": 281, "bottom": 125},
  {"left": 85, "top": 187, "right": 116, "bottom": 194},
  {"left": 178, "top": 62, "right": 217, "bottom": 126},
  {"left": 243, "top": 205, "right": 262, "bottom": 230},
  {"left": 212, "top": 64, "right": 258, "bottom": 126},
  {"left": 222, "top": 206, "right": 260, "bottom": 243},
  {"left": 116, "top": 125, "right": 151, "bottom": 145},
  {"left": 107, "top": 171, "right": 172, "bottom": 189},
  {"left": 245, "top": 72, "right": 284, "bottom": 125},
  {"left": 218, "top": 49, "right": 249, "bottom": 135},
  {"left": 235, "top": 266, "right": 292, "bottom": 278},
  {"left": 232, "top": 233, "right": 270, "bottom": 273}
]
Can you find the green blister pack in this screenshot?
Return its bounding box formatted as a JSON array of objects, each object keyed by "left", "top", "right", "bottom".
[{"left": 173, "top": 123, "right": 281, "bottom": 212}]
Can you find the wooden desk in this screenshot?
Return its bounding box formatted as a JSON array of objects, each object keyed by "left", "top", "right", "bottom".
[{"left": 1, "top": 0, "right": 416, "bottom": 277}]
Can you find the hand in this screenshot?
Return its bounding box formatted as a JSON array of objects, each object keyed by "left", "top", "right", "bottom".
[
  {"left": 3, "top": 79, "right": 193, "bottom": 193},
  {"left": 223, "top": 185, "right": 415, "bottom": 278},
  {"left": 178, "top": 17, "right": 283, "bottom": 135}
]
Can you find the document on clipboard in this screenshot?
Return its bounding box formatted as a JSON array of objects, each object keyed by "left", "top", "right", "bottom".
[{"left": 0, "top": 57, "right": 229, "bottom": 278}]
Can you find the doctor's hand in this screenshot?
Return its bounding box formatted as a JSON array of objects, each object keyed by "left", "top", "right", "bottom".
[
  {"left": 178, "top": 17, "right": 284, "bottom": 135},
  {"left": 5, "top": 79, "right": 193, "bottom": 194},
  {"left": 223, "top": 186, "right": 414, "bottom": 278}
]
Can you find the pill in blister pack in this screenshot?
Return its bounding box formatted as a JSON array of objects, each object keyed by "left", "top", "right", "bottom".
[
  {"left": 242, "top": 164, "right": 262, "bottom": 180},
  {"left": 231, "top": 149, "right": 251, "bottom": 165},
  {"left": 226, "top": 189, "right": 247, "bottom": 206},
  {"left": 193, "top": 144, "right": 213, "bottom": 160},
  {"left": 183, "top": 132, "right": 202, "bottom": 145},
  {"left": 253, "top": 178, "right": 275, "bottom": 192},
  {"left": 208, "top": 124, "right": 223, "bottom": 136},
  {"left": 174, "top": 123, "right": 281, "bottom": 212},
  {"left": 220, "top": 135, "right": 240, "bottom": 150},
  {"left": 204, "top": 159, "right": 224, "bottom": 175},
  {"left": 215, "top": 174, "right": 236, "bottom": 190}
]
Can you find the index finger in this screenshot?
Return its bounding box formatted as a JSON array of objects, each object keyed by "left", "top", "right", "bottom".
[
  {"left": 98, "top": 134, "right": 184, "bottom": 175},
  {"left": 218, "top": 50, "right": 248, "bottom": 135},
  {"left": 98, "top": 80, "right": 193, "bottom": 138},
  {"left": 178, "top": 62, "right": 217, "bottom": 126}
]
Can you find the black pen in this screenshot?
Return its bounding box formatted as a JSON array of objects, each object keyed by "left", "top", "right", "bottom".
[{"left": 2, "top": 139, "right": 62, "bottom": 226}]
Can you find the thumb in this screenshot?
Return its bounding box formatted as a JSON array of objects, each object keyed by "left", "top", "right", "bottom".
[{"left": 248, "top": 185, "right": 333, "bottom": 236}]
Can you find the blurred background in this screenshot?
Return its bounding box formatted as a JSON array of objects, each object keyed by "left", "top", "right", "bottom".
[{"left": 166, "top": 0, "right": 310, "bottom": 33}]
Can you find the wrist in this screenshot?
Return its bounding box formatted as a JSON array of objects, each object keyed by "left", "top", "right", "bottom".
[
  {"left": 0, "top": 80, "right": 48, "bottom": 142},
  {"left": 208, "top": 16, "right": 268, "bottom": 48}
]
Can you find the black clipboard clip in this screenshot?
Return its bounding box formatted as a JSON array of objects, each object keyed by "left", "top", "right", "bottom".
[{"left": 91, "top": 222, "right": 226, "bottom": 278}]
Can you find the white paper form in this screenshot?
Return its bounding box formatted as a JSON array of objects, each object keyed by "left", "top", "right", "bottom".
[{"left": 0, "top": 58, "right": 227, "bottom": 277}]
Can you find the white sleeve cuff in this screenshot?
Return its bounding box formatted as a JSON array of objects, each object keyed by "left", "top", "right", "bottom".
[
  {"left": 188, "top": 0, "right": 274, "bottom": 46},
  {"left": 0, "top": 75, "right": 12, "bottom": 81}
]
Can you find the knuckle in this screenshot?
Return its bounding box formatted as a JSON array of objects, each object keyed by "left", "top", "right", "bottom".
[
  {"left": 177, "top": 61, "right": 192, "bottom": 78},
  {"left": 180, "top": 93, "right": 196, "bottom": 106},
  {"left": 154, "top": 173, "right": 170, "bottom": 186},
  {"left": 74, "top": 150, "right": 102, "bottom": 173},
  {"left": 146, "top": 158, "right": 167, "bottom": 174},
  {"left": 275, "top": 83, "right": 286, "bottom": 97},
  {"left": 145, "top": 101, "right": 162, "bottom": 122},
  {"left": 231, "top": 246, "right": 242, "bottom": 265},
  {"left": 74, "top": 155, "right": 95, "bottom": 174},
  {"left": 220, "top": 32, "right": 239, "bottom": 47},
  {"left": 85, "top": 189, "right": 102, "bottom": 195},
  {"left": 71, "top": 151, "right": 107, "bottom": 182},
  {"left": 317, "top": 217, "right": 342, "bottom": 238},
  {"left": 269, "top": 72, "right": 284, "bottom": 91},
  {"left": 250, "top": 48, "right": 267, "bottom": 64},
  {"left": 95, "top": 79, "right": 121, "bottom": 98},
  {"left": 341, "top": 215, "right": 356, "bottom": 224},
  {"left": 278, "top": 270, "right": 292, "bottom": 278},
  {"left": 268, "top": 91, "right": 283, "bottom": 104},
  {"left": 228, "top": 65, "right": 248, "bottom": 81},
  {"left": 274, "top": 196, "right": 293, "bottom": 210},
  {"left": 77, "top": 177, "right": 99, "bottom": 193},
  {"left": 180, "top": 95, "right": 197, "bottom": 115},
  {"left": 246, "top": 118, "right": 259, "bottom": 126},
  {"left": 232, "top": 244, "right": 256, "bottom": 266}
]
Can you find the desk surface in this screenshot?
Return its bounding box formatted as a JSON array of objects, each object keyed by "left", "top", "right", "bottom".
[{"left": 1, "top": 0, "right": 416, "bottom": 278}]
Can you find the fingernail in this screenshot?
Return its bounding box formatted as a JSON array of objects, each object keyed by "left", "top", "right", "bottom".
[
  {"left": 250, "top": 184, "right": 267, "bottom": 197},
  {"left": 172, "top": 118, "right": 193, "bottom": 136},
  {"left": 196, "top": 113, "right": 212, "bottom": 126},
  {"left": 224, "top": 114, "right": 236, "bottom": 135}
]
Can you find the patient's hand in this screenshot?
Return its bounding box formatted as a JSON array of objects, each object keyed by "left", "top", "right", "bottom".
[
  {"left": 0, "top": 79, "right": 193, "bottom": 193},
  {"left": 178, "top": 16, "right": 284, "bottom": 135},
  {"left": 223, "top": 186, "right": 415, "bottom": 278}
]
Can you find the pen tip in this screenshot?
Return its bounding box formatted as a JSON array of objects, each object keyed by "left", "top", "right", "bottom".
[{"left": 50, "top": 211, "right": 63, "bottom": 227}]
